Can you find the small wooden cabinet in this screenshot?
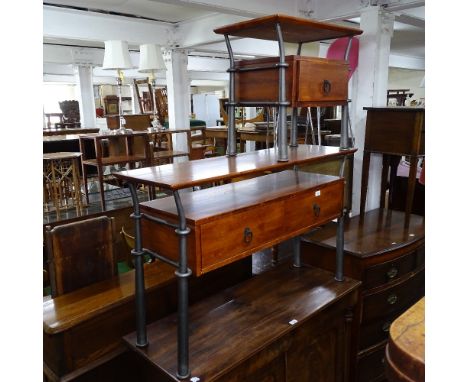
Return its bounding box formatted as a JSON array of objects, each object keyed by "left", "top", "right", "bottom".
[
  {"left": 235, "top": 55, "right": 349, "bottom": 107},
  {"left": 301, "top": 208, "right": 425, "bottom": 382}
]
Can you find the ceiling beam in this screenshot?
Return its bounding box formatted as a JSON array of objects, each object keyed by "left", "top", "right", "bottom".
[
  {"left": 149, "top": 0, "right": 297, "bottom": 18},
  {"left": 316, "top": 0, "right": 424, "bottom": 21},
  {"left": 44, "top": 5, "right": 173, "bottom": 46},
  {"left": 394, "top": 13, "right": 424, "bottom": 28}
]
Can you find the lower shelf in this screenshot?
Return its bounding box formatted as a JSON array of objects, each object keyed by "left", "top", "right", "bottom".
[{"left": 124, "top": 262, "right": 361, "bottom": 381}]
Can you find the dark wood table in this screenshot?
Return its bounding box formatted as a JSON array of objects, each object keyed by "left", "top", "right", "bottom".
[
  {"left": 385, "top": 297, "right": 424, "bottom": 381},
  {"left": 43, "top": 127, "right": 99, "bottom": 136}
]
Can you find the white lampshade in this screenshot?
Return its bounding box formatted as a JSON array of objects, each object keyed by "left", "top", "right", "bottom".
[
  {"left": 138, "top": 44, "right": 166, "bottom": 72},
  {"left": 102, "top": 40, "right": 133, "bottom": 70}
]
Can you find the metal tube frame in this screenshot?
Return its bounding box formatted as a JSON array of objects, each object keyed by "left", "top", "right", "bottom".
[
  {"left": 128, "top": 183, "right": 148, "bottom": 347},
  {"left": 225, "top": 35, "right": 237, "bottom": 157},
  {"left": 127, "top": 183, "right": 193, "bottom": 378},
  {"left": 340, "top": 38, "right": 354, "bottom": 150},
  {"left": 290, "top": 108, "right": 298, "bottom": 147},
  {"left": 335, "top": 154, "right": 347, "bottom": 281},
  {"left": 275, "top": 22, "right": 289, "bottom": 162}
]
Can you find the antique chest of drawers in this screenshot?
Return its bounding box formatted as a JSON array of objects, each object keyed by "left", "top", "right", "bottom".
[
  {"left": 140, "top": 170, "right": 344, "bottom": 276},
  {"left": 235, "top": 55, "right": 349, "bottom": 107},
  {"left": 301, "top": 208, "right": 425, "bottom": 382}
]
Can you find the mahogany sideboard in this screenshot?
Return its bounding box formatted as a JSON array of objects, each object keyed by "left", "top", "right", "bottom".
[
  {"left": 301, "top": 208, "right": 425, "bottom": 382},
  {"left": 124, "top": 262, "right": 361, "bottom": 382}
]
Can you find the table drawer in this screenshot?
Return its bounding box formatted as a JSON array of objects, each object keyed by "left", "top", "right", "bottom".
[
  {"left": 284, "top": 180, "right": 343, "bottom": 233},
  {"left": 363, "top": 246, "right": 424, "bottom": 290},
  {"left": 200, "top": 201, "right": 285, "bottom": 273},
  {"left": 362, "top": 269, "right": 424, "bottom": 323}
]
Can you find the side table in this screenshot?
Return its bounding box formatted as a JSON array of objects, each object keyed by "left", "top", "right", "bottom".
[
  {"left": 43, "top": 152, "right": 83, "bottom": 217},
  {"left": 360, "top": 107, "right": 424, "bottom": 225}
]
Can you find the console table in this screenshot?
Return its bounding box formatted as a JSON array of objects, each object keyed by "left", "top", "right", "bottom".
[{"left": 113, "top": 144, "right": 355, "bottom": 378}]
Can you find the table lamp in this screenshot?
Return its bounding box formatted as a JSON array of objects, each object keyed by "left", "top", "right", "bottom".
[
  {"left": 102, "top": 40, "right": 133, "bottom": 134},
  {"left": 138, "top": 44, "right": 166, "bottom": 131}
]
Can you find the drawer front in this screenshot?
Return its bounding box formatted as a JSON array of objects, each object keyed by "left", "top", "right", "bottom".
[
  {"left": 284, "top": 180, "right": 343, "bottom": 233},
  {"left": 362, "top": 269, "right": 425, "bottom": 323},
  {"left": 357, "top": 343, "right": 386, "bottom": 382},
  {"left": 200, "top": 201, "right": 285, "bottom": 273},
  {"left": 296, "top": 60, "right": 348, "bottom": 103},
  {"left": 363, "top": 246, "right": 424, "bottom": 290},
  {"left": 359, "top": 304, "right": 424, "bottom": 351}
]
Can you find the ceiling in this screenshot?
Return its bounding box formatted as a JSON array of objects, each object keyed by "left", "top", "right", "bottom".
[{"left": 43, "top": 0, "right": 425, "bottom": 64}]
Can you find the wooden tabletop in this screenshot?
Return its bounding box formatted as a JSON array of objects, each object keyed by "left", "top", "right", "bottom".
[
  {"left": 302, "top": 208, "right": 425, "bottom": 258},
  {"left": 43, "top": 128, "right": 100, "bottom": 136},
  {"left": 78, "top": 131, "right": 150, "bottom": 140},
  {"left": 386, "top": 297, "right": 425, "bottom": 381},
  {"left": 43, "top": 262, "right": 175, "bottom": 335},
  {"left": 113, "top": 144, "right": 356, "bottom": 191},
  {"left": 43, "top": 152, "right": 82, "bottom": 161},
  {"left": 213, "top": 14, "right": 362, "bottom": 43},
  {"left": 364, "top": 107, "right": 425, "bottom": 112},
  {"left": 124, "top": 262, "right": 360, "bottom": 381},
  {"left": 140, "top": 170, "right": 341, "bottom": 225}
]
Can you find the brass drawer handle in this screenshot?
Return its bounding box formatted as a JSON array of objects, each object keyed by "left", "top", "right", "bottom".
[
  {"left": 387, "top": 266, "right": 399, "bottom": 280},
  {"left": 243, "top": 227, "right": 253, "bottom": 244},
  {"left": 387, "top": 294, "right": 398, "bottom": 305},
  {"left": 382, "top": 321, "right": 391, "bottom": 332},
  {"left": 313, "top": 203, "right": 321, "bottom": 217},
  {"left": 322, "top": 80, "right": 332, "bottom": 95}
]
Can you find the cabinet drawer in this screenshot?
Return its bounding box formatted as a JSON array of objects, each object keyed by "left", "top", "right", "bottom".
[
  {"left": 362, "top": 269, "right": 424, "bottom": 323},
  {"left": 200, "top": 201, "right": 284, "bottom": 273},
  {"left": 296, "top": 59, "right": 348, "bottom": 103},
  {"left": 357, "top": 343, "right": 386, "bottom": 382},
  {"left": 284, "top": 180, "right": 343, "bottom": 233},
  {"left": 363, "top": 246, "right": 424, "bottom": 290},
  {"left": 235, "top": 55, "right": 348, "bottom": 106}
]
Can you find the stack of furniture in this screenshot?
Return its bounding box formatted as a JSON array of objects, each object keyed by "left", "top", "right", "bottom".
[{"left": 110, "top": 14, "right": 363, "bottom": 382}]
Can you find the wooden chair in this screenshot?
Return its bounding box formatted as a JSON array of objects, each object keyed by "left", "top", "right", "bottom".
[
  {"left": 57, "top": 100, "right": 81, "bottom": 128},
  {"left": 188, "top": 126, "right": 216, "bottom": 160},
  {"left": 45, "top": 216, "right": 117, "bottom": 297},
  {"left": 155, "top": 88, "right": 168, "bottom": 126},
  {"left": 134, "top": 78, "right": 155, "bottom": 114}
]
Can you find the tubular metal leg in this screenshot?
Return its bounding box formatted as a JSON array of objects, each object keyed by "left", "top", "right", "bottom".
[
  {"left": 128, "top": 183, "right": 148, "bottom": 347},
  {"left": 173, "top": 191, "right": 192, "bottom": 379},
  {"left": 225, "top": 35, "right": 237, "bottom": 157},
  {"left": 276, "top": 23, "right": 288, "bottom": 162},
  {"left": 290, "top": 108, "right": 298, "bottom": 147},
  {"left": 292, "top": 236, "right": 301, "bottom": 268},
  {"left": 340, "top": 103, "right": 349, "bottom": 150},
  {"left": 335, "top": 212, "right": 345, "bottom": 281}
]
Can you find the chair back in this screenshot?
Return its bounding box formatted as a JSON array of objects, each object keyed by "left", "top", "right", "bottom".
[
  {"left": 45, "top": 216, "right": 117, "bottom": 297},
  {"left": 58, "top": 100, "right": 81, "bottom": 127}
]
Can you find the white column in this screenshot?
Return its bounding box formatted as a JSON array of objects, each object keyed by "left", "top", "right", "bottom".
[
  {"left": 165, "top": 49, "right": 190, "bottom": 155},
  {"left": 73, "top": 64, "right": 96, "bottom": 128},
  {"left": 350, "top": 6, "right": 394, "bottom": 215}
]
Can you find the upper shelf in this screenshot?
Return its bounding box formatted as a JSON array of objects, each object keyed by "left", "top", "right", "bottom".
[
  {"left": 113, "top": 144, "right": 357, "bottom": 191},
  {"left": 213, "top": 14, "right": 362, "bottom": 43}
]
